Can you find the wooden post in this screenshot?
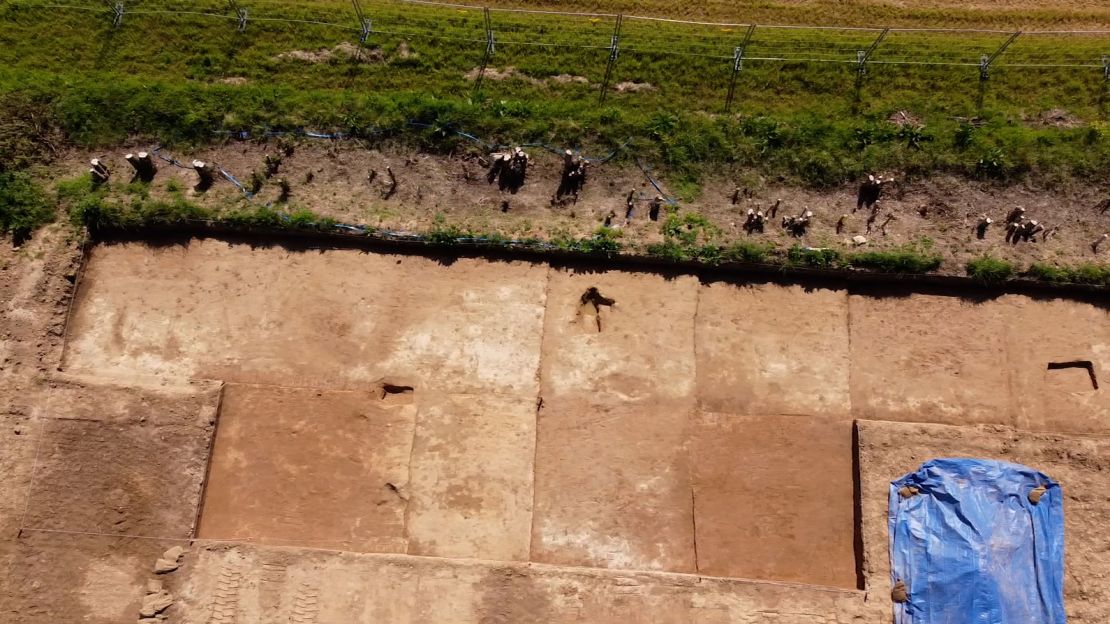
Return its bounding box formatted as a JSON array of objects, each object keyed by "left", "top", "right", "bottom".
[
  {"left": 89, "top": 159, "right": 110, "bottom": 186},
  {"left": 110, "top": 1, "right": 124, "bottom": 28},
  {"left": 352, "top": 0, "right": 372, "bottom": 60},
  {"left": 228, "top": 0, "right": 248, "bottom": 32}
]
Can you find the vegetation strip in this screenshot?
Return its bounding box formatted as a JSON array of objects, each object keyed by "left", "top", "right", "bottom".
[
  {"left": 1, "top": 0, "right": 1108, "bottom": 188},
  {"left": 58, "top": 179, "right": 1109, "bottom": 289}
]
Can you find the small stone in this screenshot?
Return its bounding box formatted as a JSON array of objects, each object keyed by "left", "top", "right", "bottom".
[
  {"left": 1029, "top": 485, "right": 1047, "bottom": 505},
  {"left": 162, "top": 546, "right": 186, "bottom": 562},
  {"left": 851, "top": 235, "right": 868, "bottom": 246},
  {"left": 139, "top": 590, "right": 173, "bottom": 617},
  {"left": 898, "top": 485, "right": 919, "bottom": 499},
  {"left": 153, "top": 558, "right": 179, "bottom": 574},
  {"left": 891, "top": 580, "right": 909, "bottom": 603}
]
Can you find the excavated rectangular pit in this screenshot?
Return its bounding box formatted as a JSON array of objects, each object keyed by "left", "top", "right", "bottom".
[{"left": 58, "top": 238, "right": 1110, "bottom": 593}]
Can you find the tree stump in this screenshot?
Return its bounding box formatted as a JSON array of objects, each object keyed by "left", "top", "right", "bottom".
[
  {"left": 192, "top": 160, "right": 215, "bottom": 192},
  {"left": 125, "top": 152, "right": 157, "bottom": 182}
]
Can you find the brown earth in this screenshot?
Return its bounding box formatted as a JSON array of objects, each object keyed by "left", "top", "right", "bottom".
[
  {"left": 46, "top": 140, "right": 1110, "bottom": 275},
  {"left": 197, "top": 384, "right": 414, "bottom": 553},
  {"left": 0, "top": 228, "right": 1108, "bottom": 622}
]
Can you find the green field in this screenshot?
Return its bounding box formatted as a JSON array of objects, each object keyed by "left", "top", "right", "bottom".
[{"left": 1, "top": 0, "right": 1108, "bottom": 190}]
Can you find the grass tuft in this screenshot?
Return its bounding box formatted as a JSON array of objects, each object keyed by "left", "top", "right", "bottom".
[
  {"left": 966, "top": 255, "right": 1015, "bottom": 282},
  {"left": 0, "top": 172, "right": 53, "bottom": 243}
]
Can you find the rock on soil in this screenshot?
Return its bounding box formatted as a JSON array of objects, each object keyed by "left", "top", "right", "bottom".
[{"left": 139, "top": 590, "right": 173, "bottom": 617}]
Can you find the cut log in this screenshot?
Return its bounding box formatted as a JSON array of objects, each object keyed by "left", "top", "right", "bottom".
[
  {"left": 125, "top": 151, "right": 157, "bottom": 182},
  {"left": 192, "top": 160, "right": 215, "bottom": 192}
]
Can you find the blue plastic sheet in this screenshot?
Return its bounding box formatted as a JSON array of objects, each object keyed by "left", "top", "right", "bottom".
[{"left": 889, "top": 458, "right": 1065, "bottom": 624}]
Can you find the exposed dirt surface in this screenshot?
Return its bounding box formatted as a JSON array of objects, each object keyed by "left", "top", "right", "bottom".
[
  {"left": 64, "top": 242, "right": 548, "bottom": 394},
  {"left": 21, "top": 375, "right": 218, "bottom": 539},
  {"left": 197, "top": 384, "right": 414, "bottom": 553},
  {"left": 1, "top": 231, "right": 1108, "bottom": 622},
  {"left": 49, "top": 141, "right": 1110, "bottom": 274},
  {"left": 690, "top": 413, "right": 857, "bottom": 589},
  {"left": 849, "top": 293, "right": 1109, "bottom": 431},
  {"left": 167, "top": 544, "right": 873, "bottom": 623}
]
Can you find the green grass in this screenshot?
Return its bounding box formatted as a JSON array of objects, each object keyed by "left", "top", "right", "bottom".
[
  {"left": 0, "top": 0, "right": 1107, "bottom": 189},
  {"left": 1026, "top": 261, "right": 1110, "bottom": 286},
  {"left": 845, "top": 240, "right": 942, "bottom": 273},
  {"left": 467, "top": 0, "right": 1110, "bottom": 30},
  {"left": 786, "top": 245, "right": 842, "bottom": 268},
  {"left": 0, "top": 171, "right": 54, "bottom": 242},
  {"left": 966, "top": 255, "right": 1016, "bottom": 282}
]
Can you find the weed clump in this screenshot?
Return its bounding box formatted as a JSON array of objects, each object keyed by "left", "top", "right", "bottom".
[
  {"left": 787, "top": 245, "right": 841, "bottom": 268},
  {"left": 1026, "top": 261, "right": 1110, "bottom": 286},
  {"left": 846, "top": 240, "right": 942, "bottom": 273},
  {"left": 0, "top": 172, "right": 52, "bottom": 243},
  {"left": 966, "top": 255, "right": 1015, "bottom": 282}
]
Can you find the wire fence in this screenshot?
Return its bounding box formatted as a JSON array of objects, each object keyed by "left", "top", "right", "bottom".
[{"left": 5, "top": 0, "right": 1110, "bottom": 114}]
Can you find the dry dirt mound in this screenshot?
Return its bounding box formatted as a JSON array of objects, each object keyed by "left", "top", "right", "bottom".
[
  {"left": 464, "top": 67, "right": 593, "bottom": 87},
  {"left": 888, "top": 110, "right": 922, "bottom": 128},
  {"left": 274, "top": 42, "right": 378, "bottom": 63},
  {"left": 1031, "top": 108, "right": 1084, "bottom": 129},
  {"left": 614, "top": 81, "right": 656, "bottom": 93}
]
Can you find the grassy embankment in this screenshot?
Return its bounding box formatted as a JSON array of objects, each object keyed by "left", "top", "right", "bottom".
[
  {"left": 2, "top": 0, "right": 1108, "bottom": 186},
  {"left": 0, "top": 0, "right": 1108, "bottom": 283}
]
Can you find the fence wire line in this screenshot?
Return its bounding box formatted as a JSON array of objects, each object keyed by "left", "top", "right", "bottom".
[{"left": 12, "top": 1, "right": 1108, "bottom": 69}]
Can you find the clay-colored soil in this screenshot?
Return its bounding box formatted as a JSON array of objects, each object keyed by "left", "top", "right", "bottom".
[
  {"left": 690, "top": 413, "right": 857, "bottom": 588},
  {"left": 1, "top": 229, "right": 1108, "bottom": 622},
  {"left": 197, "top": 385, "right": 414, "bottom": 553}
]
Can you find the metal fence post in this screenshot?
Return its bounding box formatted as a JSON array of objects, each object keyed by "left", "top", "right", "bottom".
[
  {"left": 227, "top": 0, "right": 248, "bottom": 32},
  {"left": 109, "top": 1, "right": 124, "bottom": 28},
  {"left": 853, "top": 28, "right": 888, "bottom": 109},
  {"left": 598, "top": 14, "right": 623, "bottom": 105},
  {"left": 474, "top": 8, "right": 495, "bottom": 94},
  {"left": 976, "top": 31, "right": 1020, "bottom": 115},
  {"left": 351, "top": 0, "right": 372, "bottom": 61},
  {"left": 724, "top": 24, "right": 756, "bottom": 114}
]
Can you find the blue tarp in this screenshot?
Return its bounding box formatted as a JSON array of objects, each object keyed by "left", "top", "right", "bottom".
[{"left": 889, "top": 458, "right": 1066, "bottom": 624}]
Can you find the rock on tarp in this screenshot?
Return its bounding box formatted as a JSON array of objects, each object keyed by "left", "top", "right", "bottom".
[{"left": 889, "top": 458, "right": 1065, "bottom": 624}]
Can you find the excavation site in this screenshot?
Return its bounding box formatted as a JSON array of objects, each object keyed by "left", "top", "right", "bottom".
[
  {"left": 3, "top": 0, "right": 1110, "bottom": 618},
  {"left": 1, "top": 231, "right": 1106, "bottom": 623}
]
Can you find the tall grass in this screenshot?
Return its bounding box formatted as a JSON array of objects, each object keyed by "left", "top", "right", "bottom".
[
  {"left": 0, "top": 0, "right": 1107, "bottom": 187},
  {"left": 0, "top": 172, "right": 53, "bottom": 242},
  {"left": 966, "top": 255, "right": 1016, "bottom": 282}
]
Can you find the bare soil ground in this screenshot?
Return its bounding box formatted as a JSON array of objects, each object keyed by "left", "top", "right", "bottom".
[
  {"left": 197, "top": 385, "right": 414, "bottom": 553},
  {"left": 49, "top": 141, "right": 1110, "bottom": 275},
  {"left": 1, "top": 231, "right": 1107, "bottom": 622}
]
